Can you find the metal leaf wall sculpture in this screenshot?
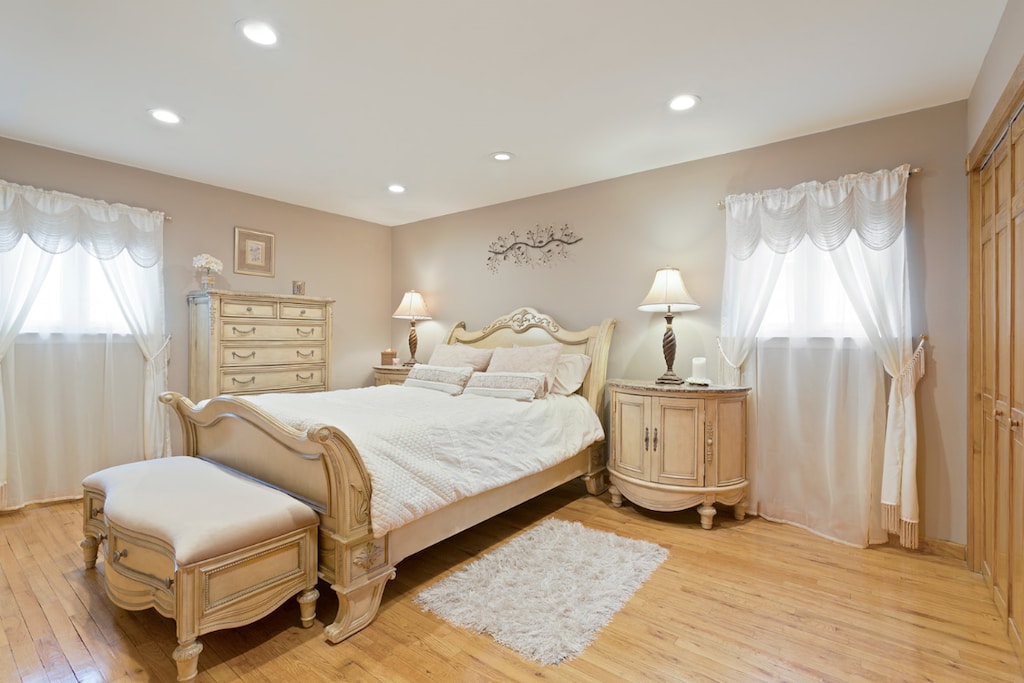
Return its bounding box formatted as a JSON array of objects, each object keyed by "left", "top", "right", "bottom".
[{"left": 486, "top": 224, "right": 582, "bottom": 273}]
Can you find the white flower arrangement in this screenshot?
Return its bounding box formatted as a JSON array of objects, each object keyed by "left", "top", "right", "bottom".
[{"left": 192, "top": 253, "right": 223, "bottom": 273}]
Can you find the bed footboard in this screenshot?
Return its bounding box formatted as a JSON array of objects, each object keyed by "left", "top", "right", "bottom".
[{"left": 160, "top": 391, "right": 396, "bottom": 644}]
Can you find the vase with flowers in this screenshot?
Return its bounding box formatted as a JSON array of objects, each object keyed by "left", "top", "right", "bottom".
[{"left": 193, "top": 253, "right": 223, "bottom": 291}]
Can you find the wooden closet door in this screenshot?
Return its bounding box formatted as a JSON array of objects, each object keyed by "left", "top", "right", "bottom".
[
  {"left": 980, "top": 152, "right": 998, "bottom": 592},
  {"left": 1010, "top": 113, "right": 1024, "bottom": 650}
]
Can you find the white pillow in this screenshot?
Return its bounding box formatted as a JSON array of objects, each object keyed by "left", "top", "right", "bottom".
[
  {"left": 552, "top": 353, "right": 592, "bottom": 395},
  {"left": 428, "top": 344, "right": 494, "bottom": 372},
  {"left": 487, "top": 343, "right": 562, "bottom": 389},
  {"left": 403, "top": 364, "right": 474, "bottom": 395},
  {"left": 463, "top": 371, "right": 547, "bottom": 401}
]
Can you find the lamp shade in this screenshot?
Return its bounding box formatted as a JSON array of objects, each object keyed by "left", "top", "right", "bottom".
[
  {"left": 637, "top": 267, "right": 700, "bottom": 313},
  {"left": 392, "top": 290, "right": 431, "bottom": 320}
]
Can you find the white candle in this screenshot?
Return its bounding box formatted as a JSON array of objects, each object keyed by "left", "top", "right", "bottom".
[{"left": 692, "top": 357, "right": 707, "bottom": 380}]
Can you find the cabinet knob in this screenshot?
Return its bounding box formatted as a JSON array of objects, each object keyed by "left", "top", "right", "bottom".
[{"left": 112, "top": 548, "right": 128, "bottom": 562}]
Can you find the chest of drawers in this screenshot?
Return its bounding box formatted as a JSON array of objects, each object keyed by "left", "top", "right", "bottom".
[{"left": 188, "top": 289, "right": 334, "bottom": 400}]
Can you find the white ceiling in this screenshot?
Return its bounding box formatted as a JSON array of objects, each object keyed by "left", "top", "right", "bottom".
[{"left": 0, "top": 1, "right": 1008, "bottom": 227}]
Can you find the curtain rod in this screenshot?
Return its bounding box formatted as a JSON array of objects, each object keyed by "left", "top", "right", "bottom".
[{"left": 715, "top": 166, "right": 922, "bottom": 209}]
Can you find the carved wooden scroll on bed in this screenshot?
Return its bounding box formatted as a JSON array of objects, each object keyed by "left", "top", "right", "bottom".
[{"left": 160, "top": 307, "right": 615, "bottom": 644}]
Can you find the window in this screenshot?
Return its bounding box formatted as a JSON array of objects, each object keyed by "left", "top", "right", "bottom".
[{"left": 20, "top": 246, "right": 130, "bottom": 334}]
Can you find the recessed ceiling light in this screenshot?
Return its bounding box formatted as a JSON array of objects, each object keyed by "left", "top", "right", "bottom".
[
  {"left": 149, "top": 108, "right": 181, "bottom": 124},
  {"left": 491, "top": 151, "right": 514, "bottom": 161},
  {"left": 238, "top": 20, "right": 278, "bottom": 46},
  {"left": 668, "top": 94, "right": 701, "bottom": 112},
  {"left": 388, "top": 184, "right": 406, "bottom": 194}
]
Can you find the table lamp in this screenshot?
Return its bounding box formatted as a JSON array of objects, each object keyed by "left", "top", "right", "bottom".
[
  {"left": 638, "top": 267, "right": 699, "bottom": 384},
  {"left": 392, "top": 290, "right": 431, "bottom": 366}
]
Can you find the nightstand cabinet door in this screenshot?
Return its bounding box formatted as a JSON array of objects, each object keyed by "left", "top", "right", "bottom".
[
  {"left": 651, "top": 396, "right": 704, "bottom": 487},
  {"left": 712, "top": 394, "right": 747, "bottom": 488},
  {"left": 609, "top": 389, "right": 648, "bottom": 479}
]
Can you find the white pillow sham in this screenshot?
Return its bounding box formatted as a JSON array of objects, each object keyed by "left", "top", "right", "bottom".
[
  {"left": 403, "top": 363, "right": 474, "bottom": 395},
  {"left": 487, "top": 342, "right": 561, "bottom": 389},
  {"left": 551, "top": 353, "right": 592, "bottom": 395},
  {"left": 428, "top": 344, "right": 494, "bottom": 372},
  {"left": 463, "top": 371, "right": 548, "bottom": 401}
]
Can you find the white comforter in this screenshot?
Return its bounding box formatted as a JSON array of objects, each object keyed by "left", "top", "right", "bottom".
[{"left": 245, "top": 386, "right": 604, "bottom": 537}]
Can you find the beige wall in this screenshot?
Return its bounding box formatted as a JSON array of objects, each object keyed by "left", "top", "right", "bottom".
[
  {"left": 0, "top": 136, "right": 393, "bottom": 398},
  {"left": 967, "top": 0, "right": 1024, "bottom": 151},
  {"left": 393, "top": 102, "right": 969, "bottom": 544}
]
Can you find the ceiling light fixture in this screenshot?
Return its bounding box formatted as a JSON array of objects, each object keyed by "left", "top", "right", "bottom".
[
  {"left": 238, "top": 20, "right": 278, "bottom": 46},
  {"left": 388, "top": 184, "right": 406, "bottom": 194},
  {"left": 491, "top": 152, "right": 514, "bottom": 161},
  {"left": 668, "top": 94, "right": 701, "bottom": 112},
  {"left": 149, "top": 108, "right": 181, "bottom": 124}
]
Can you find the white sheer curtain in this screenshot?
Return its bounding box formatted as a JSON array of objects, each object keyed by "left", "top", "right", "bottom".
[
  {"left": 0, "top": 179, "right": 169, "bottom": 509},
  {"left": 719, "top": 164, "right": 924, "bottom": 549}
]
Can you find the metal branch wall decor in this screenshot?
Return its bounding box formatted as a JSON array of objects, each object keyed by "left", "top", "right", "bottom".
[{"left": 486, "top": 223, "right": 582, "bottom": 273}]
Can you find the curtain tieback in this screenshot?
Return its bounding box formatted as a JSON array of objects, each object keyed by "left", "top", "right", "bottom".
[
  {"left": 892, "top": 338, "right": 927, "bottom": 398},
  {"left": 142, "top": 335, "right": 172, "bottom": 364},
  {"left": 716, "top": 337, "right": 741, "bottom": 370}
]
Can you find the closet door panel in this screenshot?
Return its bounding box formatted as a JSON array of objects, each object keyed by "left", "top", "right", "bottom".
[
  {"left": 981, "top": 162, "right": 997, "bottom": 587},
  {"left": 994, "top": 139, "right": 1012, "bottom": 619},
  {"left": 1010, "top": 116, "right": 1024, "bottom": 653}
]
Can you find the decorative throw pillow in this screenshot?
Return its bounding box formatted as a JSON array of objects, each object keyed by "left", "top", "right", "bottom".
[
  {"left": 463, "top": 371, "right": 548, "bottom": 401},
  {"left": 487, "top": 342, "right": 562, "bottom": 390},
  {"left": 551, "top": 353, "right": 592, "bottom": 395},
  {"left": 428, "top": 344, "right": 494, "bottom": 372},
  {"left": 403, "top": 364, "right": 474, "bottom": 395}
]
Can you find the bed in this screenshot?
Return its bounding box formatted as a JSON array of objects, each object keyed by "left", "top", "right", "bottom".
[{"left": 160, "top": 307, "right": 615, "bottom": 643}]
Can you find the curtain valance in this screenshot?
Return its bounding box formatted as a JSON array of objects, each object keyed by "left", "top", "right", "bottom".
[
  {"left": 725, "top": 164, "right": 910, "bottom": 259},
  {"left": 0, "top": 179, "right": 163, "bottom": 267}
]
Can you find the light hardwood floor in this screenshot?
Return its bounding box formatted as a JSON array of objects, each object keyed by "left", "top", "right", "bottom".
[{"left": 1, "top": 481, "right": 1021, "bottom": 682}]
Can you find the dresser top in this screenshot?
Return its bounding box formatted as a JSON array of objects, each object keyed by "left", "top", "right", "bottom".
[
  {"left": 608, "top": 378, "right": 751, "bottom": 395},
  {"left": 188, "top": 288, "right": 336, "bottom": 304}
]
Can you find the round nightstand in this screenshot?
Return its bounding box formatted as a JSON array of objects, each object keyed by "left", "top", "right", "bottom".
[{"left": 373, "top": 364, "right": 411, "bottom": 386}]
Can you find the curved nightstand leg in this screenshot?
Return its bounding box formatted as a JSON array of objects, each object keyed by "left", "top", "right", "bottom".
[
  {"left": 698, "top": 503, "right": 717, "bottom": 530},
  {"left": 734, "top": 500, "right": 747, "bottom": 521},
  {"left": 609, "top": 484, "right": 623, "bottom": 508}
]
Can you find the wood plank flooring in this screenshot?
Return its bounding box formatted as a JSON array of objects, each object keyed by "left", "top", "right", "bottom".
[{"left": 1, "top": 481, "right": 1020, "bottom": 682}]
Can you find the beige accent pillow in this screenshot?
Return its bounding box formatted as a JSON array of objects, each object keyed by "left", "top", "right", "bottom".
[
  {"left": 464, "top": 371, "right": 547, "bottom": 401},
  {"left": 487, "top": 343, "right": 562, "bottom": 390},
  {"left": 552, "top": 353, "right": 592, "bottom": 395},
  {"left": 403, "top": 363, "right": 474, "bottom": 395},
  {"left": 428, "top": 344, "right": 494, "bottom": 372}
]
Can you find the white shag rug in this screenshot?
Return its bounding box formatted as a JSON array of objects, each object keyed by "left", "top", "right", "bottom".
[{"left": 414, "top": 518, "right": 668, "bottom": 665}]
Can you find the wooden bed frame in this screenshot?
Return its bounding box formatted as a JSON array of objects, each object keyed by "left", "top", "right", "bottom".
[{"left": 160, "top": 307, "right": 615, "bottom": 644}]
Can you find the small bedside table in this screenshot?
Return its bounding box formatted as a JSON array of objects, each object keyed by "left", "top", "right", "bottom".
[
  {"left": 607, "top": 379, "right": 751, "bottom": 529},
  {"left": 373, "top": 364, "right": 411, "bottom": 386}
]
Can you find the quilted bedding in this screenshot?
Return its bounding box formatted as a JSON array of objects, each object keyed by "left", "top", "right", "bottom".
[{"left": 245, "top": 385, "right": 604, "bottom": 537}]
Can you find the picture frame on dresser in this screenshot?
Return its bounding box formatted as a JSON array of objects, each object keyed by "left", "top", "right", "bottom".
[{"left": 234, "top": 226, "right": 275, "bottom": 277}]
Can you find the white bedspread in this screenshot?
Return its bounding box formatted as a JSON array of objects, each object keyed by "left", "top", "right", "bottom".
[{"left": 244, "top": 386, "right": 604, "bottom": 537}]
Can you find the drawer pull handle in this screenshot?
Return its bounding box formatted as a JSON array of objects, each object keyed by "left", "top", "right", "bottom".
[
  {"left": 165, "top": 577, "right": 175, "bottom": 589},
  {"left": 112, "top": 548, "right": 128, "bottom": 562},
  {"left": 296, "top": 350, "right": 314, "bottom": 359},
  {"left": 643, "top": 427, "right": 649, "bottom": 451},
  {"left": 232, "top": 326, "right": 257, "bottom": 336},
  {"left": 296, "top": 327, "right": 314, "bottom": 336},
  {"left": 91, "top": 506, "right": 104, "bottom": 518},
  {"left": 231, "top": 376, "right": 256, "bottom": 386},
  {"left": 231, "top": 351, "right": 256, "bottom": 360},
  {"left": 1013, "top": 419, "right": 1021, "bottom": 429},
  {"left": 652, "top": 427, "right": 658, "bottom": 452},
  {"left": 246, "top": 306, "right": 253, "bottom": 313},
  {"left": 300, "top": 309, "right": 307, "bottom": 315},
  {"left": 297, "top": 372, "right": 314, "bottom": 381}
]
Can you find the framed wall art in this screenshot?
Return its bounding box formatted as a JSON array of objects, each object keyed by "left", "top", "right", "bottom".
[{"left": 234, "top": 226, "right": 275, "bottom": 277}]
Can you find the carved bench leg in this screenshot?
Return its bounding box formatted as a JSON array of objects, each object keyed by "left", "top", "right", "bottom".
[
  {"left": 298, "top": 587, "right": 319, "bottom": 628},
  {"left": 172, "top": 639, "right": 203, "bottom": 683},
  {"left": 324, "top": 569, "right": 396, "bottom": 643},
  {"left": 80, "top": 536, "right": 99, "bottom": 569}
]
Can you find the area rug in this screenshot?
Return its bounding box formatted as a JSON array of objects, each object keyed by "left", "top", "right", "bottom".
[{"left": 414, "top": 518, "right": 668, "bottom": 665}]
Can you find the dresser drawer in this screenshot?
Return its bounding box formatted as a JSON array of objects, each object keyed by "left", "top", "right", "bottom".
[
  {"left": 222, "top": 344, "right": 325, "bottom": 367},
  {"left": 221, "top": 299, "right": 278, "bottom": 318},
  {"left": 221, "top": 365, "right": 325, "bottom": 393},
  {"left": 221, "top": 322, "right": 326, "bottom": 341},
  {"left": 280, "top": 302, "right": 327, "bottom": 320}
]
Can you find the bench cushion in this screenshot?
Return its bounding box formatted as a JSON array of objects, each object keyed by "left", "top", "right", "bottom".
[{"left": 82, "top": 456, "right": 318, "bottom": 565}]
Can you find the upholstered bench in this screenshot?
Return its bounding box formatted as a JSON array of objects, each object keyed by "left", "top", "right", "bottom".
[{"left": 81, "top": 456, "right": 320, "bottom": 683}]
